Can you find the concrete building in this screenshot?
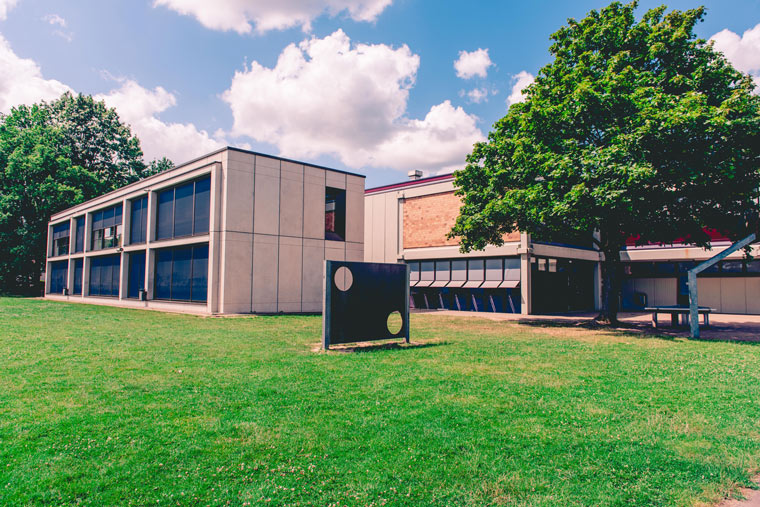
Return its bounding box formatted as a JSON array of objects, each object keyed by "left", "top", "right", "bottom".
[
  {"left": 44, "top": 147, "right": 365, "bottom": 314},
  {"left": 364, "top": 173, "right": 760, "bottom": 315}
]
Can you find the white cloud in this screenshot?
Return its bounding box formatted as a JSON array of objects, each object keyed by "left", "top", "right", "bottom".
[
  {"left": 0, "top": 33, "right": 71, "bottom": 113},
  {"left": 43, "top": 14, "right": 66, "bottom": 27},
  {"left": 153, "top": 0, "right": 392, "bottom": 34},
  {"left": 95, "top": 80, "right": 226, "bottom": 163},
  {"left": 710, "top": 23, "right": 760, "bottom": 90},
  {"left": 507, "top": 70, "right": 534, "bottom": 106},
  {"left": 0, "top": 0, "right": 17, "bottom": 20},
  {"left": 454, "top": 48, "right": 492, "bottom": 79},
  {"left": 464, "top": 87, "right": 488, "bottom": 103},
  {"left": 222, "top": 29, "right": 484, "bottom": 172}
]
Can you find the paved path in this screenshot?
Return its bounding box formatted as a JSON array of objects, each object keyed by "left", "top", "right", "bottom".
[{"left": 416, "top": 310, "right": 760, "bottom": 341}]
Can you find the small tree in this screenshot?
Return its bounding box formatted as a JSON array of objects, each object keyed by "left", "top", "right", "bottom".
[
  {"left": 0, "top": 93, "right": 173, "bottom": 294},
  {"left": 450, "top": 1, "right": 760, "bottom": 323}
]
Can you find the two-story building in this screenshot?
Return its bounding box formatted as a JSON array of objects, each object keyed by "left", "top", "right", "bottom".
[{"left": 44, "top": 147, "right": 364, "bottom": 314}]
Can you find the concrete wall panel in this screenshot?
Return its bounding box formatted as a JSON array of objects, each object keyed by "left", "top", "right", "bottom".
[
  {"left": 325, "top": 171, "right": 346, "bottom": 190},
  {"left": 697, "top": 278, "right": 722, "bottom": 311},
  {"left": 252, "top": 233, "right": 279, "bottom": 313},
  {"left": 652, "top": 278, "right": 676, "bottom": 307},
  {"left": 746, "top": 279, "right": 760, "bottom": 314},
  {"left": 254, "top": 160, "right": 281, "bottom": 236},
  {"left": 303, "top": 166, "right": 325, "bottom": 240},
  {"left": 223, "top": 166, "right": 254, "bottom": 233},
  {"left": 279, "top": 162, "right": 304, "bottom": 238},
  {"left": 302, "top": 238, "right": 324, "bottom": 312},
  {"left": 346, "top": 242, "right": 364, "bottom": 262},
  {"left": 345, "top": 175, "right": 365, "bottom": 243},
  {"left": 221, "top": 231, "right": 253, "bottom": 313},
  {"left": 277, "top": 236, "right": 303, "bottom": 312}
]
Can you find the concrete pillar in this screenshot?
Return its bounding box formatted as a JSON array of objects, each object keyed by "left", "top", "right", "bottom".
[
  {"left": 84, "top": 212, "right": 93, "bottom": 252},
  {"left": 82, "top": 256, "right": 91, "bottom": 297},
  {"left": 123, "top": 198, "right": 132, "bottom": 246},
  {"left": 207, "top": 162, "right": 222, "bottom": 314},
  {"left": 145, "top": 191, "right": 156, "bottom": 301},
  {"left": 519, "top": 232, "right": 532, "bottom": 315}
]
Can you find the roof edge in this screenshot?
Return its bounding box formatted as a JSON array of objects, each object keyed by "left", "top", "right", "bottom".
[{"left": 365, "top": 173, "right": 455, "bottom": 194}]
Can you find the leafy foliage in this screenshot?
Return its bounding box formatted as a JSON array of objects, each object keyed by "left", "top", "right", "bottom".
[
  {"left": 0, "top": 93, "right": 173, "bottom": 294},
  {"left": 450, "top": 1, "right": 760, "bottom": 321}
]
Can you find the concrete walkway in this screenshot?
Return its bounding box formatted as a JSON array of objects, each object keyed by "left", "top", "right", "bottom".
[{"left": 416, "top": 310, "right": 760, "bottom": 341}]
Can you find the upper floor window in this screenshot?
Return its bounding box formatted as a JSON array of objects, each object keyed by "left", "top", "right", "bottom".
[
  {"left": 325, "top": 187, "right": 346, "bottom": 241},
  {"left": 91, "top": 204, "right": 123, "bottom": 251},
  {"left": 52, "top": 222, "right": 70, "bottom": 257},
  {"left": 156, "top": 176, "right": 210, "bottom": 241},
  {"left": 130, "top": 195, "right": 148, "bottom": 244},
  {"left": 74, "top": 216, "right": 85, "bottom": 253}
]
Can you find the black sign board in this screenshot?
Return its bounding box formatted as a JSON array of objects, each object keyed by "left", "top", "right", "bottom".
[{"left": 322, "top": 261, "right": 410, "bottom": 349}]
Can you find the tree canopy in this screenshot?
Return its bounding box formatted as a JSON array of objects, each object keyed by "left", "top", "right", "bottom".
[
  {"left": 0, "top": 92, "right": 174, "bottom": 294},
  {"left": 450, "top": 1, "right": 760, "bottom": 322}
]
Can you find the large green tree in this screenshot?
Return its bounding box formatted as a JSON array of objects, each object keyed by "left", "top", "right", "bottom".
[
  {"left": 0, "top": 93, "right": 173, "bottom": 294},
  {"left": 450, "top": 1, "right": 760, "bottom": 323}
]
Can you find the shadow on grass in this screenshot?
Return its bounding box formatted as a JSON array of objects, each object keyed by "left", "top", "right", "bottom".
[
  {"left": 516, "top": 318, "right": 760, "bottom": 345},
  {"left": 313, "top": 340, "right": 447, "bottom": 354}
]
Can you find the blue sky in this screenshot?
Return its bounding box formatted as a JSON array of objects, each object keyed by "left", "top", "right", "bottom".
[{"left": 1, "top": 0, "right": 759, "bottom": 187}]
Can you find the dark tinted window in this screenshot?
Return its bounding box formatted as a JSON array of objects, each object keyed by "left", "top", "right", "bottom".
[
  {"left": 91, "top": 204, "right": 123, "bottom": 251},
  {"left": 325, "top": 187, "right": 346, "bottom": 241},
  {"left": 73, "top": 259, "right": 83, "bottom": 295},
  {"left": 157, "top": 189, "right": 174, "bottom": 240},
  {"left": 130, "top": 196, "right": 148, "bottom": 244},
  {"left": 155, "top": 249, "right": 173, "bottom": 299},
  {"left": 154, "top": 244, "right": 208, "bottom": 302},
  {"left": 74, "top": 217, "right": 85, "bottom": 253},
  {"left": 52, "top": 222, "right": 70, "bottom": 256},
  {"left": 173, "top": 182, "right": 194, "bottom": 237},
  {"left": 191, "top": 245, "right": 208, "bottom": 302},
  {"left": 89, "top": 254, "right": 120, "bottom": 296},
  {"left": 49, "top": 260, "right": 68, "bottom": 293},
  {"left": 155, "top": 176, "right": 211, "bottom": 241},
  {"left": 127, "top": 251, "right": 146, "bottom": 298},
  {"left": 193, "top": 177, "right": 210, "bottom": 235}
]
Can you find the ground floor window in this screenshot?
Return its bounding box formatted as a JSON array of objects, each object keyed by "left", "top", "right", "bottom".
[
  {"left": 127, "top": 251, "right": 146, "bottom": 298},
  {"left": 49, "top": 260, "right": 68, "bottom": 294},
  {"left": 411, "top": 287, "right": 521, "bottom": 314},
  {"left": 72, "top": 259, "right": 83, "bottom": 295},
  {"left": 154, "top": 244, "right": 208, "bottom": 302},
  {"left": 89, "top": 254, "right": 121, "bottom": 297},
  {"left": 531, "top": 257, "right": 595, "bottom": 314}
]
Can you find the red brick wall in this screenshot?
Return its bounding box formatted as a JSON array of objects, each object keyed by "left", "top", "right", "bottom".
[{"left": 403, "top": 191, "right": 520, "bottom": 249}]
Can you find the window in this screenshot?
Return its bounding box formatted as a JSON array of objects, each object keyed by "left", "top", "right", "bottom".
[
  {"left": 48, "top": 260, "right": 68, "bottom": 293},
  {"left": 129, "top": 196, "right": 148, "bottom": 244},
  {"left": 74, "top": 216, "right": 85, "bottom": 253},
  {"left": 89, "top": 254, "right": 121, "bottom": 297},
  {"left": 325, "top": 187, "right": 346, "bottom": 241},
  {"left": 156, "top": 176, "right": 211, "bottom": 240},
  {"left": 91, "top": 204, "right": 123, "bottom": 251},
  {"left": 52, "top": 222, "right": 70, "bottom": 257},
  {"left": 127, "top": 251, "right": 146, "bottom": 298},
  {"left": 72, "top": 259, "right": 83, "bottom": 295},
  {"left": 154, "top": 244, "right": 208, "bottom": 302}
]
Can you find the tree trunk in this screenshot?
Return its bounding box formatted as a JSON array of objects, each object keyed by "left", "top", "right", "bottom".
[{"left": 596, "top": 247, "right": 622, "bottom": 325}]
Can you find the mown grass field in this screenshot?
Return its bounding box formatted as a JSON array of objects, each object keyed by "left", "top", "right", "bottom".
[{"left": 1, "top": 298, "right": 760, "bottom": 506}]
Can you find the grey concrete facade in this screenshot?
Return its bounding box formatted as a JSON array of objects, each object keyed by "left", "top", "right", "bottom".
[{"left": 44, "top": 147, "right": 365, "bottom": 314}]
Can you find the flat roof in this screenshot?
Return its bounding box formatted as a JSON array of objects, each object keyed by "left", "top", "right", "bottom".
[
  {"left": 365, "top": 173, "right": 454, "bottom": 195},
  {"left": 51, "top": 146, "right": 365, "bottom": 220}
]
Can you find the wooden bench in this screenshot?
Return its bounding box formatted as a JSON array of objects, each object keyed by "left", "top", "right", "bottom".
[{"left": 644, "top": 306, "right": 714, "bottom": 328}]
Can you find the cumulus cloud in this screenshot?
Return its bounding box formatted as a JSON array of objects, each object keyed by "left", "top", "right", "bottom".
[
  {"left": 454, "top": 48, "right": 492, "bottom": 79},
  {"left": 507, "top": 70, "right": 534, "bottom": 107},
  {"left": 153, "top": 0, "right": 392, "bottom": 34},
  {"left": 710, "top": 23, "right": 760, "bottom": 89},
  {"left": 95, "top": 80, "right": 226, "bottom": 163},
  {"left": 222, "top": 29, "right": 484, "bottom": 171},
  {"left": 0, "top": 34, "right": 71, "bottom": 113},
  {"left": 462, "top": 87, "right": 488, "bottom": 103},
  {"left": 0, "top": 0, "right": 17, "bottom": 20}
]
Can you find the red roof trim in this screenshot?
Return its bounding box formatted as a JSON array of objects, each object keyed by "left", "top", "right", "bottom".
[{"left": 365, "top": 173, "right": 454, "bottom": 194}]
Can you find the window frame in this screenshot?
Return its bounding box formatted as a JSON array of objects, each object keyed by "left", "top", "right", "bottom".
[
  {"left": 155, "top": 176, "right": 211, "bottom": 242},
  {"left": 90, "top": 204, "right": 123, "bottom": 251},
  {"left": 51, "top": 222, "right": 70, "bottom": 257},
  {"left": 153, "top": 243, "right": 208, "bottom": 303}
]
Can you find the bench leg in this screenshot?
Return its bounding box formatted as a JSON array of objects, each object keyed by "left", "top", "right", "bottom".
[
  {"left": 652, "top": 312, "right": 658, "bottom": 328},
  {"left": 671, "top": 313, "right": 678, "bottom": 327},
  {"left": 704, "top": 313, "right": 709, "bottom": 328}
]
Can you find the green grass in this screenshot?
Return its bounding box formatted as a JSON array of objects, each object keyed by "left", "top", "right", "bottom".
[{"left": 2, "top": 298, "right": 760, "bottom": 506}]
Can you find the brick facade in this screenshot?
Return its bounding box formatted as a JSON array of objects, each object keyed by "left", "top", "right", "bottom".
[{"left": 403, "top": 191, "right": 519, "bottom": 249}]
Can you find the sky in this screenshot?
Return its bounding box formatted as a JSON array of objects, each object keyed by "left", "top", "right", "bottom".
[{"left": 0, "top": 0, "right": 759, "bottom": 188}]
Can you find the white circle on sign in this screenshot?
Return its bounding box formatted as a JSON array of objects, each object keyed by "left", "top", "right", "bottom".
[{"left": 334, "top": 266, "right": 353, "bottom": 292}]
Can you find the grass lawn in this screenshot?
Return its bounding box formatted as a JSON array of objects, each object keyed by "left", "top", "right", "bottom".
[{"left": 2, "top": 298, "right": 760, "bottom": 506}]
